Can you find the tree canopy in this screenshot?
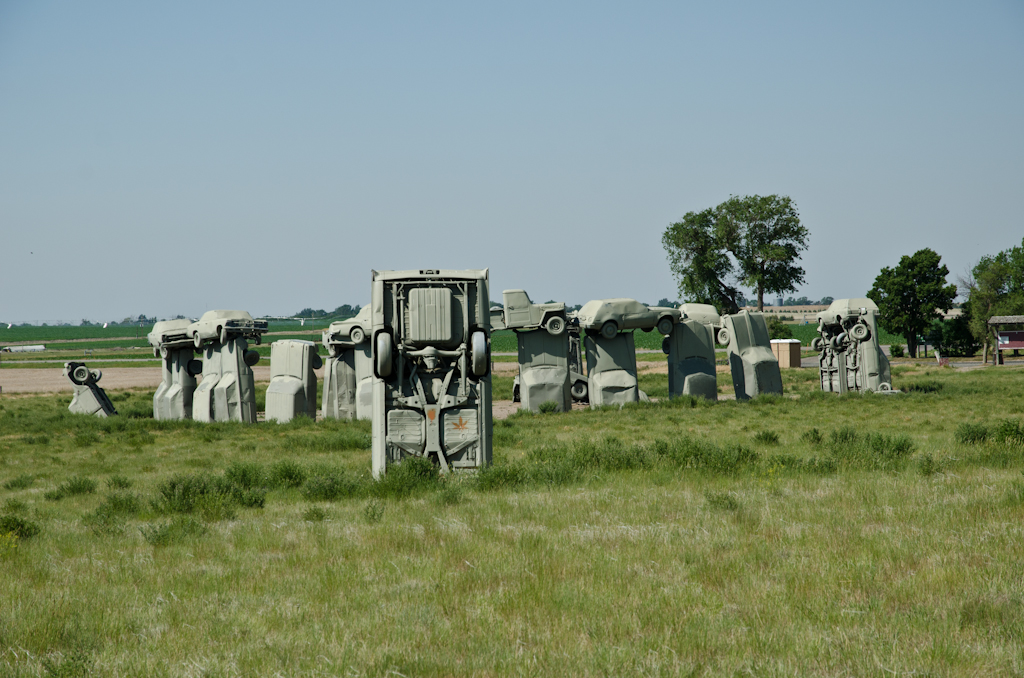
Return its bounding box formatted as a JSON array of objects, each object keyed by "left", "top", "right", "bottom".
[
  {"left": 867, "top": 248, "right": 957, "bottom": 358},
  {"left": 960, "top": 238, "right": 1024, "bottom": 361},
  {"left": 662, "top": 195, "right": 808, "bottom": 314}
]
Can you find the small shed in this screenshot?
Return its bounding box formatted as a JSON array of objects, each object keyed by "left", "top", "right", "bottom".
[
  {"left": 770, "top": 339, "right": 802, "bottom": 368},
  {"left": 987, "top": 315, "right": 1024, "bottom": 365}
]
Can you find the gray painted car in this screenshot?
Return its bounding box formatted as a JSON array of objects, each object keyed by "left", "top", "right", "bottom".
[
  {"left": 497, "top": 289, "right": 568, "bottom": 335},
  {"left": 188, "top": 310, "right": 268, "bottom": 348},
  {"left": 814, "top": 298, "right": 893, "bottom": 393},
  {"left": 323, "top": 306, "right": 371, "bottom": 355},
  {"left": 576, "top": 299, "right": 680, "bottom": 339}
]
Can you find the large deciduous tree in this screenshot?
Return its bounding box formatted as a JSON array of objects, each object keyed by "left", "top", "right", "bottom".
[
  {"left": 662, "top": 195, "right": 808, "bottom": 314},
  {"left": 717, "top": 195, "right": 808, "bottom": 310},
  {"left": 661, "top": 208, "right": 741, "bottom": 314},
  {"left": 867, "top": 248, "right": 957, "bottom": 358}
]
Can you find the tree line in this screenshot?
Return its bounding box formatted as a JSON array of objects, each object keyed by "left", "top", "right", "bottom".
[{"left": 662, "top": 194, "right": 1023, "bottom": 359}]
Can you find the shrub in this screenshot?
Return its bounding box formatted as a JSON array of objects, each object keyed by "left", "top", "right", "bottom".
[
  {"left": 301, "top": 468, "right": 361, "bottom": 502},
  {"left": 917, "top": 454, "right": 940, "bottom": 476},
  {"left": 2, "top": 498, "right": 27, "bottom": 514},
  {"left": 373, "top": 456, "right": 440, "bottom": 498},
  {"left": 3, "top": 474, "right": 34, "bottom": 490},
  {"left": 0, "top": 514, "right": 41, "bottom": 539},
  {"left": 766, "top": 316, "right": 793, "bottom": 340},
  {"left": 889, "top": 344, "right": 905, "bottom": 358},
  {"left": 140, "top": 516, "right": 207, "bottom": 546},
  {"left": 364, "top": 500, "right": 385, "bottom": 524},
  {"left": 45, "top": 476, "right": 97, "bottom": 501},
  {"left": 21, "top": 434, "right": 50, "bottom": 446},
  {"left": 955, "top": 422, "right": 989, "bottom": 445},
  {"left": 153, "top": 472, "right": 263, "bottom": 516},
  {"left": 434, "top": 482, "right": 464, "bottom": 506},
  {"left": 270, "top": 460, "right": 307, "bottom": 488},
  {"left": 993, "top": 419, "right": 1024, "bottom": 444},
  {"left": 224, "top": 461, "right": 268, "bottom": 489},
  {"left": 801, "top": 428, "right": 823, "bottom": 445},
  {"left": 538, "top": 401, "right": 560, "bottom": 414},
  {"left": 107, "top": 475, "right": 132, "bottom": 490},
  {"left": 753, "top": 430, "right": 780, "bottom": 446}
]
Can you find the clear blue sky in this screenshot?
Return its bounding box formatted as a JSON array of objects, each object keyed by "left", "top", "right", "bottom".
[{"left": 1, "top": 1, "right": 1021, "bottom": 322}]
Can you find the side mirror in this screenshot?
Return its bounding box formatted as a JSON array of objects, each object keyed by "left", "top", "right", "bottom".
[
  {"left": 470, "top": 330, "right": 488, "bottom": 377},
  {"left": 244, "top": 350, "right": 261, "bottom": 367},
  {"left": 186, "top": 359, "right": 204, "bottom": 377},
  {"left": 375, "top": 332, "right": 393, "bottom": 378}
]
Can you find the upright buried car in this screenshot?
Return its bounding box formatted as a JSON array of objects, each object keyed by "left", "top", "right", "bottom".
[
  {"left": 814, "top": 298, "right": 893, "bottom": 393},
  {"left": 370, "top": 269, "right": 492, "bottom": 478},
  {"left": 576, "top": 299, "right": 680, "bottom": 339},
  {"left": 322, "top": 306, "right": 374, "bottom": 420}
]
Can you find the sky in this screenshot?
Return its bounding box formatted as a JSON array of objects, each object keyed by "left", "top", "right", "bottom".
[{"left": 1, "top": 1, "right": 1021, "bottom": 323}]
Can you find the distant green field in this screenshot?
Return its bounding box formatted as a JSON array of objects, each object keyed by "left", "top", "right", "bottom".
[{"left": 789, "top": 323, "right": 903, "bottom": 347}]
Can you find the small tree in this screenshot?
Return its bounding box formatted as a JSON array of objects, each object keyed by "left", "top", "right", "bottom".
[
  {"left": 766, "top": 315, "right": 793, "bottom": 340},
  {"left": 867, "top": 248, "right": 957, "bottom": 358},
  {"left": 960, "top": 239, "right": 1024, "bottom": 363}
]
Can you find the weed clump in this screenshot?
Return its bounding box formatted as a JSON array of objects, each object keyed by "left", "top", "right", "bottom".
[
  {"left": 0, "top": 514, "right": 41, "bottom": 539},
  {"left": 363, "top": 500, "right": 385, "bottom": 524},
  {"left": 270, "top": 460, "right": 307, "bottom": 488},
  {"left": 704, "top": 490, "right": 741, "bottom": 511},
  {"left": 538, "top": 401, "right": 560, "bottom": 414},
  {"left": 302, "top": 506, "right": 327, "bottom": 522},
  {"left": 140, "top": 516, "right": 207, "bottom": 546},
  {"left": 753, "top": 430, "right": 780, "bottom": 445},
  {"left": 301, "top": 467, "right": 361, "bottom": 501},
  {"left": 993, "top": 419, "right": 1024, "bottom": 444},
  {"left": 904, "top": 381, "right": 943, "bottom": 394},
  {"left": 45, "top": 476, "right": 97, "bottom": 501},
  {"left": 801, "top": 428, "right": 823, "bottom": 445},
  {"left": 373, "top": 456, "right": 440, "bottom": 497},
  {"left": 3, "top": 474, "right": 34, "bottom": 490},
  {"left": 153, "top": 472, "right": 264, "bottom": 519},
  {"left": 107, "top": 475, "right": 132, "bottom": 490},
  {"left": 825, "top": 428, "right": 915, "bottom": 471},
  {"left": 917, "top": 454, "right": 940, "bottom": 476},
  {"left": 955, "top": 422, "right": 989, "bottom": 445}
]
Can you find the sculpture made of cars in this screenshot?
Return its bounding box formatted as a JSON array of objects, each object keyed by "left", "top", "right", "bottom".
[
  {"left": 496, "top": 289, "right": 568, "bottom": 335},
  {"left": 322, "top": 307, "right": 373, "bottom": 420},
  {"left": 63, "top": 362, "right": 117, "bottom": 417},
  {"left": 515, "top": 328, "right": 571, "bottom": 413},
  {"left": 147, "top": 318, "right": 199, "bottom": 420},
  {"left": 718, "top": 310, "right": 783, "bottom": 400},
  {"left": 576, "top": 298, "right": 680, "bottom": 339},
  {"left": 813, "top": 298, "right": 893, "bottom": 393},
  {"left": 189, "top": 310, "right": 266, "bottom": 423},
  {"left": 370, "top": 269, "right": 492, "bottom": 478},
  {"left": 663, "top": 304, "right": 720, "bottom": 400},
  {"left": 266, "top": 339, "right": 323, "bottom": 423},
  {"left": 584, "top": 331, "right": 646, "bottom": 408}
]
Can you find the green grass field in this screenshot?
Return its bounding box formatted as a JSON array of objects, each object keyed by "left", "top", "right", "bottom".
[{"left": 2, "top": 365, "right": 1024, "bottom": 675}]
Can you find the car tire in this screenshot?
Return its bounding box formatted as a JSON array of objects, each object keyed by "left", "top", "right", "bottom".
[
  {"left": 811, "top": 337, "right": 824, "bottom": 351},
  {"left": 350, "top": 327, "right": 365, "bottom": 344},
  {"left": 657, "top": 317, "right": 674, "bottom": 336},
  {"left": 160, "top": 346, "right": 169, "bottom": 358},
  {"left": 544, "top": 316, "right": 566, "bottom": 336},
  {"left": 662, "top": 336, "right": 671, "bottom": 354},
  {"left": 470, "top": 330, "right": 488, "bottom": 377},
  {"left": 71, "top": 365, "right": 90, "bottom": 385},
  {"left": 600, "top": 321, "right": 618, "bottom": 340},
  {"left": 851, "top": 324, "right": 870, "bottom": 341},
  {"left": 716, "top": 328, "right": 730, "bottom": 346},
  {"left": 218, "top": 326, "right": 228, "bottom": 345},
  {"left": 571, "top": 380, "right": 588, "bottom": 402},
  {"left": 193, "top": 332, "right": 203, "bottom": 349},
  {"left": 376, "top": 333, "right": 393, "bottom": 378}
]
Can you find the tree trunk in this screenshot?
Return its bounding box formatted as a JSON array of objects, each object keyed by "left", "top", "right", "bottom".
[
  {"left": 907, "top": 334, "right": 918, "bottom": 359},
  {"left": 757, "top": 286, "right": 764, "bottom": 312},
  {"left": 983, "top": 338, "right": 989, "bottom": 364}
]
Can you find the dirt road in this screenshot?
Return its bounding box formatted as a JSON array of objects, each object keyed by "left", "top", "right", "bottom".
[{"left": 0, "top": 366, "right": 329, "bottom": 394}]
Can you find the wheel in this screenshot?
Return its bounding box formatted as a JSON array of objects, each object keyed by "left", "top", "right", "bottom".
[
  {"left": 600, "top": 321, "right": 618, "bottom": 340},
  {"left": 311, "top": 354, "right": 323, "bottom": 370},
  {"left": 71, "top": 365, "right": 90, "bottom": 384},
  {"left": 160, "top": 346, "right": 169, "bottom": 358},
  {"left": 254, "top": 335, "right": 261, "bottom": 346},
  {"left": 878, "top": 382, "right": 893, "bottom": 392},
  {"left": 810, "top": 337, "right": 823, "bottom": 351},
  {"left": 153, "top": 347, "right": 160, "bottom": 358},
  {"left": 571, "top": 380, "right": 588, "bottom": 402},
  {"left": 328, "top": 345, "right": 339, "bottom": 359},
  {"left": 657, "top": 317, "right": 674, "bottom": 336},
  {"left": 470, "top": 331, "right": 488, "bottom": 377},
  {"left": 376, "top": 333, "right": 393, "bottom": 378},
  {"left": 662, "top": 336, "right": 671, "bottom": 355},
  {"left": 716, "top": 328, "right": 730, "bottom": 346},
  {"left": 350, "top": 326, "right": 365, "bottom": 344},
  {"left": 244, "top": 350, "right": 261, "bottom": 367},
  {"left": 851, "top": 324, "right": 870, "bottom": 341},
  {"left": 218, "top": 325, "right": 228, "bottom": 345},
  {"left": 512, "top": 383, "right": 520, "bottom": 403},
  {"left": 90, "top": 369, "right": 101, "bottom": 382},
  {"left": 544, "top": 316, "right": 566, "bottom": 336},
  {"left": 193, "top": 332, "right": 203, "bottom": 349}
]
